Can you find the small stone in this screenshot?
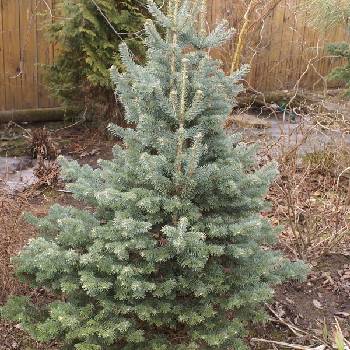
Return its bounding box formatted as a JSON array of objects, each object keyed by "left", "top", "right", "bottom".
[{"left": 313, "top": 299, "right": 323, "bottom": 309}]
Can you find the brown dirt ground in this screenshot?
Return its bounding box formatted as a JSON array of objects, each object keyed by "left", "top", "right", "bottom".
[
  {"left": 0, "top": 123, "right": 349, "bottom": 350},
  {"left": 251, "top": 254, "right": 350, "bottom": 349}
]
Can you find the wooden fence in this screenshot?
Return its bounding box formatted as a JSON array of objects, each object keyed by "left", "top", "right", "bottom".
[
  {"left": 0, "top": 0, "right": 57, "bottom": 112},
  {"left": 0, "top": 0, "right": 349, "bottom": 112},
  {"left": 208, "top": 0, "right": 350, "bottom": 92}
]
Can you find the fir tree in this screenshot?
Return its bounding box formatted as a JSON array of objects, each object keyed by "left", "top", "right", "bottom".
[
  {"left": 46, "top": 0, "right": 150, "bottom": 118},
  {"left": 1, "top": 0, "right": 307, "bottom": 349}
]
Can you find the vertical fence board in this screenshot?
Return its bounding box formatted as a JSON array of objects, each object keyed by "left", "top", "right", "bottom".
[
  {"left": 49, "top": 0, "right": 56, "bottom": 107},
  {"left": 20, "top": 0, "right": 38, "bottom": 109},
  {"left": 36, "top": 0, "right": 52, "bottom": 108},
  {"left": 0, "top": 0, "right": 5, "bottom": 110},
  {"left": 2, "top": 0, "right": 21, "bottom": 110}
]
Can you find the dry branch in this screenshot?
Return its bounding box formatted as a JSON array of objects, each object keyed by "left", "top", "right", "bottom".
[
  {"left": 230, "top": 0, "right": 259, "bottom": 73},
  {"left": 236, "top": 91, "right": 313, "bottom": 108}
]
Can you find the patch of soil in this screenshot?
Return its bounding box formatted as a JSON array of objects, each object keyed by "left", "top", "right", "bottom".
[
  {"left": 56, "top": 125, "right": 114, "bottom": 167},
  {"left": 0, "top": 322, "right": 58, "bottom": 350},
  {"left": 0, "top": 194, "right": 33, "bottom": 303},
  {"left": 250, "top": 254, "right": 350, "bottom": 349}
]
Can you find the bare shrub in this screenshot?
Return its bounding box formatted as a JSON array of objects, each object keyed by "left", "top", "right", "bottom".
[
  {"left": 263, "top": 111, "right": 350, "bottom": 261},
  {"left": 27, "top": 127, "right": 59, "bottom": 160},
  {"left": 27, "top": 127, "right": 60, "bottom": 189},
  {"left": 33, "top": 159, "right": 60, "bottom": 188}
]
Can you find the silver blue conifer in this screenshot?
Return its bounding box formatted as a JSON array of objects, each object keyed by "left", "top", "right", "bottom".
[{"left": 1, "top": 1, "right": 306, "bottom": 349}]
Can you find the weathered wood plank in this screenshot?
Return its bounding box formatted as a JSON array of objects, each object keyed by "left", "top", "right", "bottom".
[
  {"left": 2, "top": 0, "right": 22, "bottom": 110},
  {"left": 0, "top": 0, "right": 6, "bottom": 110},
  {"left": 20, "top": 0, "right": 38, "bottom": 109},
  {"left": 36, "top": 0, "right": 52, "bottom": 108}
]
